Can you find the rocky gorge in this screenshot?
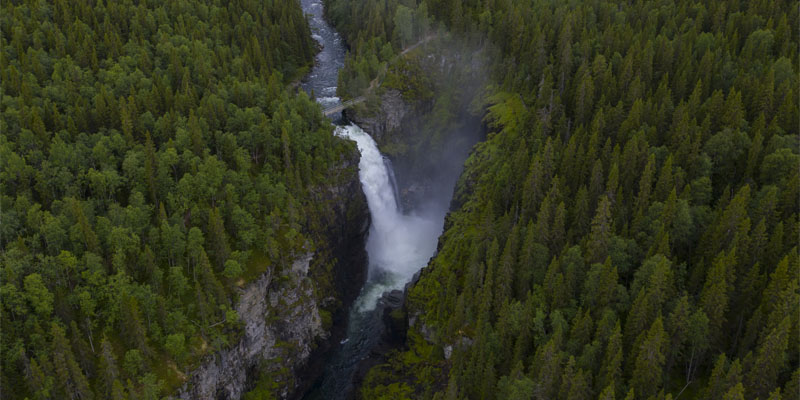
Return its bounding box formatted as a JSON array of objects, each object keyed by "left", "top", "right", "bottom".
[
  {"left": 176, "top": 7, "right": 487, "bottom": 400},
  {"left": 176, "top": 148, "right": 370, "bottom": 399},
  {"left": 343, "top": 42, "right": 487, "bottom": 212}
]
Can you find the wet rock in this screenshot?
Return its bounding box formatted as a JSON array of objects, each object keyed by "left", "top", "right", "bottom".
[
  {"left": 380, "top": 290, "right": 407, "bottom": 346},
  {"left": 344, "top": 90, "right": 411, "bottom": 143}
]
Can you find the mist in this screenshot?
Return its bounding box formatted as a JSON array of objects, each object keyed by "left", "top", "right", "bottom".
[
  {"left": 374, "top": 30, "right": 491, "bottom": 218},
  {"left": 334, "top": 124, "right": 444, "bottom": 311},
  {"left": 302, "top": 14, "right": 490, "bottom": 399},
  {"left": 325, "top": 28, "right": 491, "bottom": 313}
]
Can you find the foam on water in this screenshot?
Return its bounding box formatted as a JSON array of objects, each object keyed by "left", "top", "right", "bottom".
[
  {"left": 335, "top": 124, "right": 443, "bottom": 311},
  {"left": 316, "top": 96, "right": 340, "bottom": 106}
]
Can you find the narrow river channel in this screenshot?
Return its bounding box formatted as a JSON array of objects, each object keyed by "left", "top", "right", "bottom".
[{"left": 299, "top": 1, "right": 464, "bottom": 398}]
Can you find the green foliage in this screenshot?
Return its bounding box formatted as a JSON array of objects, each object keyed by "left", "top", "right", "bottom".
[
  {"left": 223, "top": 259, "right": 243, "bottom": 280},
  {"left": 383, "top": 58, "right": 434, "bottom": 103},
  {"left": 0, "top": 0, "right": 355, "bottom": 398},
  {"left": 325, "top": 0, "right": 436, "bottom": 100},
  {"left": 242, "top": 362, "right": 296, "bottom": 400},
  {"left": 333, "top": 0, "right": 799, "bottom": 398},
  {"left": 123, "top": 350, "right": 145, "bottom": 377},
  {"left": 164, "top": 334, "right": 187, "bottom": 363}
]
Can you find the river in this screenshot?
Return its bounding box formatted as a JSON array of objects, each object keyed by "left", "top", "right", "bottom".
[
  {"left": 300, "top": 0, "right": 345, "bottom": 119},
  {"left": 299, "top": 1, "right": 455, "bottom": 398}
]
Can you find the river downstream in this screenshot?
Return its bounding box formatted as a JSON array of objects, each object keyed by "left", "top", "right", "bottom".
[{"left": 299, "top": 1, "right": 460, "bottom": 398}]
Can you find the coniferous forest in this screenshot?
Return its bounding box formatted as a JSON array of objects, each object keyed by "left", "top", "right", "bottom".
[
  {"left": 1, "top": 0, "right": 799, "bottom": 399},
  {"left": 1, "top": 0, "right": 359, "bottom": 398},
  {"left": 323, "top": 0, "right": 799, "bottom": 399}
]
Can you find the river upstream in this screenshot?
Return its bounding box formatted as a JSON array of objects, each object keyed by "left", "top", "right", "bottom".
[{"left": 300, "top": 1, "right": 462, "bottom": 398}]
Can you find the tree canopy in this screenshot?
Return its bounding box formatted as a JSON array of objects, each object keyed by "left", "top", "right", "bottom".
[
  {"left": 325, "top": 0, "right": 800, "bottom": 398},
  {"left": 0, "top": 0, "right": 356, "bottom": 398}
]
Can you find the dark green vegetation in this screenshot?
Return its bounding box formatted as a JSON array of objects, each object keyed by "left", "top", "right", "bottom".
[
  {"left": 325, "top": 0, "right": 433, "bottom": 102},
  {"left": 326, "top": 0, "right": 800, "bottom": 399},
  {"left": 0, "top": 0, "right": 357, "bottom": 398},
  {"left": 326, "top": 0, "right": 483, "bottom": 179}
]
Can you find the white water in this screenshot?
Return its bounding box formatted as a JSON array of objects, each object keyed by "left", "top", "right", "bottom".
[
  {"left": 299, "top": 0, "right": 456, "bottom": 397},
  {"left": 334, "top": 124, "right": 443, "bottom": 312}
]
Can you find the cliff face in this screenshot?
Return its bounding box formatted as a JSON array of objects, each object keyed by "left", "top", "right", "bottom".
[
  {"left": 344, "top": 43, "right": 485, "bottom": 211},
  {"left": 344, "top": 89, "right": 412, "bottom": 144},
  {"left": 344, "top": 91, "right": 425, "bottom": 212},
  {"left": 176, "top": 147, "right": 369, "bottom": 400},
  {"left": 341, "top": 42, "right": 487, "bottom": 397},
  {"left": 176, "top": 254, "right": 318, "bottom": 400}
]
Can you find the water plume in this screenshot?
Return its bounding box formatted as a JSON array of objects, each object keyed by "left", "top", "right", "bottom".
[{"left": 334, "top": 124, "right": 442, "bottom": 311}]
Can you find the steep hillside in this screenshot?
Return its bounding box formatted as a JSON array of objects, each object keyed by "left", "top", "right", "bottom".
[
  {"left": 0, "top": 1, "right": 368, "bottom": 398},
  {"left": 324, "top": 0, "right": 799, "bottom": 398}
]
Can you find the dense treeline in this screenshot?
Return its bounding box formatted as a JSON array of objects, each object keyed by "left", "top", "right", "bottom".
[
  {"left": 325, "top": 0, "right": 800, "bottom": 399},
  {"left": 0, "top": 0, "right": 353, "bottom": 398},
  {"left": 324, "top": 0, "right": 433, "bottom": 100}
]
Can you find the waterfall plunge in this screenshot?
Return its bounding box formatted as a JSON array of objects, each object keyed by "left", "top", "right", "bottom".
[{"left": 335, "top": 124, "right": 442, "bottom": 311}]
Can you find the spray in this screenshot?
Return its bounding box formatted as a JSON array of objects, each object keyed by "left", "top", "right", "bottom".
[{"left": 334, "top": 124, "right": 443, "bottom": 311}]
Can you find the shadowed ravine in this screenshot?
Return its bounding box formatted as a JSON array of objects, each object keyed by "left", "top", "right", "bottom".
[
  {"left": 299, "top": 1, "right": 457, "bottom": 398},
  {"left": 303, "top": 124, "right": 447, "bottom": 400}
]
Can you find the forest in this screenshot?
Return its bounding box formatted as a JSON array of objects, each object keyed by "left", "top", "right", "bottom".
[
  {"left": 1, "top": 0, "right": 798, "bottom": 399},
  {"left": 322, "top": 0, "right": 800, "bottom": 399},
  {"left": 0, "top": 0, "right": 358, "bottom": 398}
]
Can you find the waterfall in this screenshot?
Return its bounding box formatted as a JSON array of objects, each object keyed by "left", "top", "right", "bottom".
[
  {"left": 383, "top": 157, "right": 403, "bottom": 211},
  {"left": 299, "top": 2, "right": 465, "bottom": 398},
  {"left": 334, "top": 125, "right": 442, "bottom": 311}
]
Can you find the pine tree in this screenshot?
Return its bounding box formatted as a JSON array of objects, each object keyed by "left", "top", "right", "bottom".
[
  {"left": 97, "top": 336, "right": 120, "bottom": 397},
  {"left": 705, "top": 185, "right": 751, "bottom": 259},
  {"left": 144, "top": 131, "right": 158, "bottom": 205},
  {"left": 69, "top": 321, "right": 95, "bottom": 377},
  {"left": 597, "top": 322, "right": 622, "bottom": 394},
  {"left": 633, "top": 154, "right": 656, "bottom": 230},
  {"left": 587, "top": 195, "right": 612, "bottom": 264},
  {"left": 551, "top": 202, "right": 566, "bottom": 252},
  {"left": 722, "top": 383, "right": 746, "bottom": 400},
  {"left": 111, "top": 379, "right": 127, "bottom": 400},
  {"left": 631, "top": 317, "right": 667, "bottom": 398},
  {"left": 207, "top": 207, "right": 231, "bottom": 268},
  {"left": 597, "top": 383, "right": 615, "bottom": 400},
  {"left": 665, "top": 294, "right": 690, "bottom": 377},
  {"left": 531, "top": 336, "right": 563, "bottom": 400},
  {"left": 495, "top": 224, "right": 520, "bottom": 312},
  {"left": 570, "top": 185, "right": 591, "bottom": 241},
  {"left": 50, "top": 322, "right": 93, "bottom": 400},
  {"left": 699, "top": 249, "right": 735, "bottom": 347},
  {"left": 119, "top": 294, "right": 150, "bottom": 355},
  {"left": 26, "top": 356, "right": 55, "bottom": 400},
  {"left": 559, "top": 356, "right": 592, "bottom": 400},
  {"left": 745, "top": 316, "right": 791, "bottom": 399}
]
